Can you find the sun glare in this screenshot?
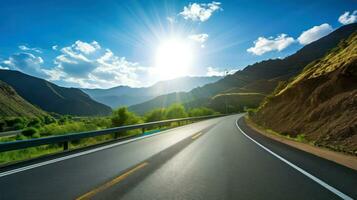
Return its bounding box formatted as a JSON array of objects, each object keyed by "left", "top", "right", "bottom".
[{"left": 154, "top": 38, "right": 194, "bottom": 80}]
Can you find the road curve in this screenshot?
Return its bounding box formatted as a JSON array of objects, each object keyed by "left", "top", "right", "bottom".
[{"left": 0, "top": 114, "right": 356, "bottom": 200}]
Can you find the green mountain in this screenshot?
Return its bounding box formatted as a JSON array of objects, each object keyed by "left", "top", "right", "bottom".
[
  {"left": 129, "top": 23, "right": 357, "bottom": 114},
  {"left": 82, "top": 76, "right": 221, "bottom": 108},
  {"left": 206, "top": 93, "right": 266, "bottom": 113},
  {"left": 251, "top": 32, "right": 357, "bottom": 154},
  {"left": 0, "top": 70, "right": 112, "bottom": 116},
  {"left": 0, "top": 80, "right": 46, "bottom": 117}
]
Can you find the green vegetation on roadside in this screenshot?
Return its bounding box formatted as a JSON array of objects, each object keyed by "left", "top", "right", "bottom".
[{"left": 0, "top": 104, "right": 219, "bottom": 164}]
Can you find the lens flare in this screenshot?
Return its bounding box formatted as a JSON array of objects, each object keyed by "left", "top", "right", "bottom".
[{"left": 154, "top": 37, "right": 194, "bottom": 80}]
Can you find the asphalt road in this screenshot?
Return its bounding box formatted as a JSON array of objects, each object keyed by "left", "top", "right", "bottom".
[{"left": 0, "top": 114, "right": 356, "bottom": 200}]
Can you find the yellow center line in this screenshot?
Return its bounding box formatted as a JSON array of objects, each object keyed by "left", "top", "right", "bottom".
[
  {"left": 76, "top": 162, "right": 149, "bottom": 200},
  {"left": 191, "top": 132, "right": 203, "bottom": 140}
]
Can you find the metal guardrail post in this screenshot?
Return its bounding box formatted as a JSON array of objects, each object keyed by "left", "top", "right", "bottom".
[{"left": 63, "top": 141, "right": 69, "bottom": 151}]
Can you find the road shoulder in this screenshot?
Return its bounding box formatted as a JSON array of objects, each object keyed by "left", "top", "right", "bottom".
[{"left": 243, "top": 116, "right": 357, "bottom": 171}]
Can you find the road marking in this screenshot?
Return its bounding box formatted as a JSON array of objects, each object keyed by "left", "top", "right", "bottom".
[
  {"left": 235, "top": 118, "right": 353, "bottom": 200},
  {"left": 0, "top": 123, "right": 197, "bottom": 178},
  {"left": 76, "top": 162, "right": 148, "bottom": 200},
  {"left": 191, "top": 132, "right": 203, "bottom": 140}
]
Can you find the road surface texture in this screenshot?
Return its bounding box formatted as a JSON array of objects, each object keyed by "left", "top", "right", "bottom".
[{"left": 0, "top": 114, "right": 356, "bottom": 200}]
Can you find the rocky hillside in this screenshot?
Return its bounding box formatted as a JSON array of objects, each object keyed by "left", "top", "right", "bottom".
[
  {"left": 0, "top": 70, "right": 112, "bottom": 116},
  {"left": 252, "top": 33, "right": 357, "bottom": 155},
  {"left": 0, "top": 80, "right": 46, "bottom": 117}
]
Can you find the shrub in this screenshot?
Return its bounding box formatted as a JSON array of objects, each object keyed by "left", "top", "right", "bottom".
[
  {"left": 296, "top": 134, "right": 306, "bottom": 142},
  {"left": 5, "top": 117, "right": 27, "bottom": 129},
  {"left": 111, "top": 107, "right": 141, "bottom": 127},
  {"left": 246, "top": 108, "right": 257, "bottom": 117},
  {"left": 58, "top": 115, "right": 72, "bottom": 125},
  {"left": 22, "top": 127, "right": 38, "bottom": 137},
  {"left": 88, "top": 117, "right": 111, "bottom": 128},
  {"left": 43, "top": 115, "right": 56, "bottom": 125},
  {"left": 144, "top": 108, "right": 167, "bottom": 122},
  {"left": 13, "top": 123, "right": 26, "bottom": 130},
  {"left": 32, "top": 132, "right": 41, "bottom": 138},
  {"left": 39, "top": 121, "right": 95, "bottom": 136},
  {"left": 165, "top": 104, "right": 187, "bottom": 119},
  {"left": 188, "top": 107, "right": 217, "bottom": 117},
  {"left": 27, "top": 118, "right": 42, "bottom": 128},
  {"left": 15, "top": 134, "right": 27, "bottom": 141}
]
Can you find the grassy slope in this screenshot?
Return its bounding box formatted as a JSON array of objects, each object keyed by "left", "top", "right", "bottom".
[
  {"left": 252, "top": 32, "right": 357, "bottom": 155},
  {"left": 0, "top": 81, "right": 46, "bottom": 117}
]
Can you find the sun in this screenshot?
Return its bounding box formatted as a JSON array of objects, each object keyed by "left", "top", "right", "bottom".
[{"left": 154, "top": 37, "right": 194, "bottom": 80}]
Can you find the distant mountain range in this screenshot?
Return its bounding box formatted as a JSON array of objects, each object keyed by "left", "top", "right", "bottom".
[
  {"left": 252, "top": 31, "right": 357, "bottom": 154},
  {"left": 129, "top": 23, "right": 357, "bottom": 114},
  {"left": 0, "top": 70, "right": 112, "bottom": 116},
  {"left": 0, "top": 80, "right": 46, "bottom": 117},
  {"left": 82, "top": 76, "right": 221, "bottom": 108}
]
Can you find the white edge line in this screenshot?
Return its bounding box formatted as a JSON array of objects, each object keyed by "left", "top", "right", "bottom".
[
  {"left": 0, "top": 118, "right": 223, "bottom": 178},
  {"left": 235, "top": 118, "right": 353, "bottom": 200}
]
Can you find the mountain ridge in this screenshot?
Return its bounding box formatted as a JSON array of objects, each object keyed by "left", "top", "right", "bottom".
[
  {"left": 82, "top": 76, "right": 221, "bottom": 108},
  {"left": 0, "top": 69, "right": 112, "bottom": 116}
]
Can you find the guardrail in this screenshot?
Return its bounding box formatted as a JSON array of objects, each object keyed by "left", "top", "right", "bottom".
[
  {"left": 0, "top": 130, "right": 22, "bottom": 138},
  {"left": 0, "top": 114, "right": 225, "bottom": 153}
]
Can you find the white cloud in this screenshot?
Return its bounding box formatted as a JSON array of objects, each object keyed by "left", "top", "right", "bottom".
[
  {"left": 0, "top": 65, "right": 9, "bottom": 70},
  {"left": 73, "top": 40, "right": 101, "bottom": 54},
  {"left": 18, "top": 45, "right": 42, "bottom": 53},
  {"left": 52, "top": 45, "right": 58, "bottom": 50},
  {"left": 247, "top": 34, "right": 295, "bottom": 55},
  {"left": 180, "top": 1, "right": 222, "bottom": 22},
  {"left": 188, "top": 33, "right": 209, "bottom": 47},
  {"left": 0, "top": 52, "right": 47, "bottom": 78},
  {"left": 297, "top": 23, "right": 333, "bottom": 45},
  {"left": 2, "top": 40, "right": 152, "bottom": 88},
  {"left": 188, "top": 34, "right": 208, "bottom": 43},
  {"left": 338, "top": 10, "right": 357, "bottom": 25},
  {"left": 47, "top": 40, "right": 151, "bottom": 88},
  {"left": 206, "top": 67, "right": 237, "bottom": 76}
]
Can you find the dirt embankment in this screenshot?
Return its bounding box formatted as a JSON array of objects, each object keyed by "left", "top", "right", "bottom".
[
  {"left": 245, "top": 117, "right": 357, "bottom": 170},
  {"left": 252, "top": 33, "right": 357, "bottom": 155}
]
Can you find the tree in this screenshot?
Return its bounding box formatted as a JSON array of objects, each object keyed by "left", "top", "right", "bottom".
[
  {"left": 111, "top": 107, "right": 140, "bottom": 127},
  {"left": 188, "top": 107, "right": 218, "bottom": 117},
  {"left": 27, "top": 118, "right": 42, "bottom": 128},
  {"left": 165, "top": 104, "right": 187, "bottom": 119},
  {"left": 144, "top": 108, "right": 167, "bottom": 122},
  {"left": 43, "top": 115, "right": 56, "bottom": 125},
  {"left": 22, "top": 127, "right": 38, "bottom": 137},
  {"left": 5, "top": 117, "right": 27, "bottom": 130}
]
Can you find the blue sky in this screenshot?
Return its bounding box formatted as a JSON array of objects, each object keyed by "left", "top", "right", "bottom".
[{"left": 0, "top": 0, "right": 356, "bottom": 88}]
